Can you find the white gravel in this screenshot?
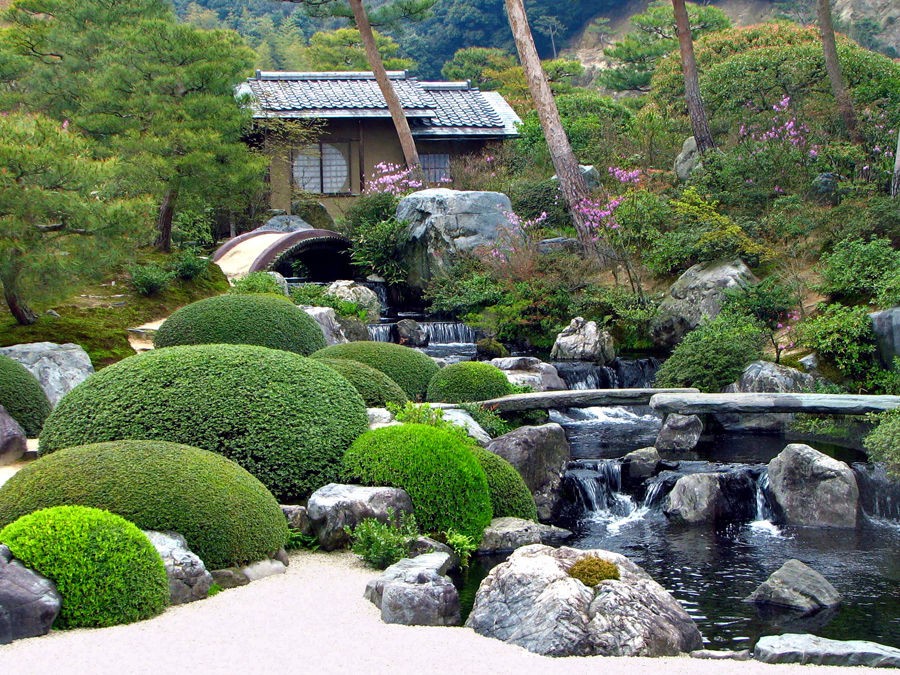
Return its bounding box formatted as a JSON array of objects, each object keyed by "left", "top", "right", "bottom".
[{"left": 0, "top": 550, "right": 886, "bottom": 675}]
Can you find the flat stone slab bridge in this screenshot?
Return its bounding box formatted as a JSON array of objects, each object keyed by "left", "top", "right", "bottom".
[{"left": 476, "top": 389, "right": 900, "bottom": 416}]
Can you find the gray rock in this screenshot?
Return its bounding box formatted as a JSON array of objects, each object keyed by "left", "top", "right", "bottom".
[
  {"left": 768, "top": 444, "right": 859, "bottom": 528},
  {"left": 0, "top": 342, "right": 94, "bottom": 407},
  {"left": 241, "top": 558, "right": 287, "bottom": 582},
  {"left": 664, "top": 470, "right": 756, "bottom": 525},
  {"left": 441, "top": 408, "right": 491, "bottom": 446},
  {"left": 489, "top": 357, "right": 566, "bottom": 392},
  {"left": 396, "top": 189, "right": 513, "bottom": 291},
  {"left": 466, "top": 545, "right": 702, "bottom": 657},
  {"left": 272, "top": 548, "right": 289, "bottom": 567},
  {"left": 366, "top": 407, "right": 400, "bottom": 430},
  {"left": 306, "top": 483, "right": 413, "bottom": 551},
  {"left": 210, "top": 567, "right": 249, "bottom": 589},
  {"left": 0, "top": 555, "right": 61, "bottom": 644},
  {"left": 256, "top": 214, "right": 313, "bottom": 233},
  {"left": 335, "top": 315, "right": 371, "bottom": 342},
  {"left": 550, "top": 318, "right": 615, "bottom": 364},
  {"left": 674, "top": 136, "right": 701, "bottom": 181},
  {"left": 324, "top": 280, "right": 381, "bottom": 321},
  {"left": 143, "top": 531, "right": 213, "bottom": 605},
  {"left": 390, "top": 319, "right": 428, "bottom": 347},
  {"left": 650, "top": 392, "right": 898, "bottom": 416},
  {"left": 487, "top": 424, "right": 570, "bottom": 522},
  {"left": 622, "top": 447, "right": 660, "bottom": 481},
  {"left": 0, "top": 406, "right": 27, "bottom": 466},
  {"left": 745, "top": 559, "right": 841, "bottom": 614},
  {"left": 267, "top": 271, "right": 290, "bottom": 296},
  {"left": 408, "top": 537, "right": 457, "bottom": 568},
  {"left": 280, "top": 505, "right": 311, "bottom": 534},
  {"left": 477, "top": 517, "right": 572, "bottom": 554},
  {"left": 651, "top": 260, "right": 758, "bottom": 348},
  {"left": 552, "top": 165, "right": 600, "bottom": 191},
  {"left": 655, "top": 414, "right": 703, "bottom": 452},
  {"left": 691, "top": 649, "right": 751, "bottom": 660},
  {"left": 870, "top": 306, "right": 899, "bottom": 369},
  {"left": 365, "top": 552, "right": 460, "bottom": 626},
  {"left": 754, "top": 633, "right": 900, "bottom": 668},
  {"left": 717, "top": 361, "right": 816, "bottom": 432},
  {"left": 300, "top": 306, "right": 348, "bottom": 346},
  {"left": 0, "top": 546, "right": 10, "bottom": 564},
  {"left": 537, "top": 237, "right": 580, "bottom": 255}
]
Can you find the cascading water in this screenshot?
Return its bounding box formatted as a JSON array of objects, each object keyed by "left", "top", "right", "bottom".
[
  {"left": 367, "top": 324, "right": 393, "bottom": 342},
  {"left": 552, "top": 357, "right": 660, "bottom": 390},
  {"left": 853, "top": 463, "right": 900, "bottom": 523}
]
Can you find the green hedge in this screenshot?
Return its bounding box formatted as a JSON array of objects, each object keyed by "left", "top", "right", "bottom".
[
  {"left": 38, "top": 344, "right": 368, "bottom": 502},
  {"left": 470, "top": 446, "right": 537, "bottom": 521},
  {"left": 316, "top": 358, "right": 408, "bottom": 408},
  {"left": 0, "top": 441, "right": 288, "bottom": 569},
  {"left": 426, "top": 361, "right": 514, "bottom": 403},
  {"left": 0, "top": 354, "right": 50, "bottom": 437},
  {"left": 154, "top": 294, "right": 326, "bottom": 355},
  {"left": 312, "top": 342, "right": 439, "bottom": 401},
  {"left": 343, "top": 424, "right": 492, "bottom": 540},
  {"left": 0, "top": 505, "right": 169, "bottom": 628}
]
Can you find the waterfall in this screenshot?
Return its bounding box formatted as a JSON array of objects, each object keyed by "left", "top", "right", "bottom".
[
  {"left": 553, "top": 358, "right": 660, "bottom": 390},
  {"left": 565, "top": 459, "right": 623, "bottom": 511},
  {"left": 359, "top": 280, "right": 389, "bottom": 315},
  {"left": 853, "top": 463, "right": 900, "bottom": 522},
  {"left": 423, "top": 322, "right": 476, "bottom": 344},
  {"left": 754, "top": 470, "right": 775, "bottom": 521},
  {"left": 367, "top": 324, "right": 393, "bottom": 342}
]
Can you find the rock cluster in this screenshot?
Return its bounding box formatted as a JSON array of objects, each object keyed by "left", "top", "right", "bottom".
[
  {"left": 477, "top": 517, "right": 571, "bottom": 555},
  {"left": 489, "top": 357, "right": 566, "bottom": 392},
  {"left": 144, "top": 531, "right": 213, "bottom": 605},
  {"left": 550, "top": 318, "right": 615, "bottom": 364},
  {"left": 364, "top": 552, "right": 460, "bottom": 626},
  {"left": 306, "top": 483, "right": 413, "bottom": 551}
]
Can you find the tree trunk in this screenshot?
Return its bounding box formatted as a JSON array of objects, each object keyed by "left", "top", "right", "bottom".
[
  {"left": 817, "top": 0, "right": 861, "bottom": 143},
  {"left": 504, "top": 0, "right": 593, "bottom": 252},
  {"left": 672, "top": 0, "right": 715, "bottom": 153},
  {"left": 154, "top": 187, "right": 178, "bottom": 253},
  {"left": 1, "top": 256, "right": 38, "bottom": 326},
  {"left": 348, "top": 0, "right": 422, "bottom": 177},
  {"left": 892, "top": 128, "right": 900, "bottom": 198}
]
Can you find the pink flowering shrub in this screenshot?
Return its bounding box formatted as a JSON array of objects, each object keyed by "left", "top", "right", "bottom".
[{"left": 364, "top": 162, "right": 423, "bottom": 196}]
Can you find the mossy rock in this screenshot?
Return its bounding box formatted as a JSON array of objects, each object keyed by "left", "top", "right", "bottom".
[
  {"left": 475, "top": 338, "right": 509, "bottom": 360},
  {"left": 312, "top": 342, "right": 439, "bottom": 401},
  {"left": 568, "top": 556, "right": 620, "bottom": 587},
  {"left": 154, "top": 293, "right": 326, "bottom": 355},
  {"left": 343, "top": 424, "right": 492, "bottom": 540},
  {"left": 470, "top": 446, "right": 537, "bottom": 521},
  {"left": 426, "top": 361, "right": 514, "bottom": 403},
  {"left": 0, "top": 354, "right": 50, "bottom": 437},
  {"left": 316, "top": 358, "right": 408, "bottom": 408},
  {"left": 0, "top": 505, "right": 169, "bottom": 628},
  {"left": 38, "top": 344, "right": 368, "bottom": 502},
  {"left": 0, "top": 441, "right": 288, "bottom": 569}
]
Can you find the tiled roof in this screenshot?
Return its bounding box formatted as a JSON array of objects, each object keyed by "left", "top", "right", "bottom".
[{"left": 243, "top": 71, "right": 520, "bottom": 138}]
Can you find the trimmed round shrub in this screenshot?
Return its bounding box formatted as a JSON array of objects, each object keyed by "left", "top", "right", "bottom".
[
  {"left": 154, "top": 294, "right": 327, "bottom": 355},
  {"left": 0, "top": 505, "right": 169, "bottom": 628},
  {"left": 0, "top": 441, "right": 288, "bottom": 569},
  {"left": 316, "top": 358, "right": 408, "bottom": 407},
  {"left": 0, "top": 354, "right": 51, "bottom": 437},
  {"left": 426, "top": 361, "right": 514, "bottom": 403},
  {"left": 312, "top": 342, "right": 439, "bottom": 401},
  {"left": 469, "top": 446, "right": 537, "bottom": 521},
  {"left": 568, "top": 556, "right": 620, "bottom": 587},
  {"left": 343, "top": 424, "right": 492, "bottom": 540},
  {"left": 38, "top": 344, "right": 368, "bottom": 502}
]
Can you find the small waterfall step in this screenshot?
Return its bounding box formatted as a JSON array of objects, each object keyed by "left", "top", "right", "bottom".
[{"left": 367, "top": 321, "right": 476, "bottom": 344}]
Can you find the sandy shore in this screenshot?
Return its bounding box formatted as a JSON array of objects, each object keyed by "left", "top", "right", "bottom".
[{"left": 0, "top": 550, "right": 886, "bottom": 675}]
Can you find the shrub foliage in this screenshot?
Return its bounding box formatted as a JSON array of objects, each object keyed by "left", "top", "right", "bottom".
[
  {"left": 316, "top": 358, "right": 408, "bottom": 407},
  {"left": 0, "top": 354, "right": 50, "bottom": 437},
  {"left": 568, "top": 556, "right": 621, "bottom": 587},
  {"left": 426, "top": 361, "right": 514, "bottom": 403},
  {"left": 470, "top": 445, "right": 537, "bottom": 521}
]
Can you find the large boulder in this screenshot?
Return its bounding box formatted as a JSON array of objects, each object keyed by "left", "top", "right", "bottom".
[
  {"left": 364, "top": 552, "right": 460, "bottom": 626},
  {"left": 0, "top": 342, "right": 94, "bottom": 407},
  {"left": 655, "top": 413, "right": 703, "bottom": 453},
  {"left": 663, "top": 470, "right": 757, "bottom": 525},
  {"left": 440, "top": 408, "right": 491, "bottom": 446},
  {"left": 549, "top": 318, "right": 615, "bottom": 364},
  {"left": 674, "top": 136, "right": 701, "bottom": 181},
  {"left": 754, "top": 634, "right": 900, "bottom": 668},
  {"left": 651, "top": 260, "right": 758, "bottom": 348},
  {"left": 477, "top": 516, "right": 572, "bottom": 554},
  {"left": 390, "top": 319, "right": 428, "bottom": 348},
  {"left": 0, "top": 546, "right": 61, "bottom": 644},
  {"left": 306, "top": 483, "right": 413, "bottom": 551},
  {"left": 487, "top": 424, "right": 570, "bottom": 522},
  {"left": 143, "top": 531, "right": 213, "bottom": 605},
  {"left": 869, "top": 306, "right": 899, "bottom": 369},
  {"left": 466, "top": 545, "right": 702, "bottom": 657},
  {"left": 300, "top": 306, "right": 348, "bottom": 346},
  {"left": 489, "top": 357, "right": 566, "bottom": 392},
  {"left": 767, "top": 444, "right": 859, "bottom": 528},
  {"left": 621, "top": 447, "right": 660, "bottom": 482},
  {"left": 0, "top": 407, "right": 26, "bottom": 466},
  {"left": 324, "top": 281, "right": 381, "bottom": 321},
  {"left": 256, "top": 214, "right": 313, "bottom": 233},
  {"left": 745, "top": 559, "right": 841, "bottom": 614},
  {"left": 396, "top": 188, "right": 512, "bottom": 291},
  {"left": 716, "top": 361, "right": 816, "bottom": 432}
]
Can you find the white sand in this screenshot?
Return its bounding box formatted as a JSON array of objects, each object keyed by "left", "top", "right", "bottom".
[{"left": 0, "top": 550, "right": 885, "bottom": 675}]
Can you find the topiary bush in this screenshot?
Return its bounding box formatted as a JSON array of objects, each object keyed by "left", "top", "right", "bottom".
[
  {"left": 817, "top": 238, "right": 900, "bottom": 303},
  {"left": 469, "top": 445, "right": 537, "bottom": 521},
  {"left": 229, "top": 271, "right": 286, "bottom": 296},
  {"left": 38, "top": 344, "right": 368, "bottom": 502},
  {"left": 0, "top": 505, "right": 169, "bottom": 628},
  {"left": 0, "top": 441, "right": 288, "bottom": 569},
  {"left": 568, "top": 556, "right": 620, "bottom": 587},
  {"left": 426, "top": 361, "right": 515, "bottom": 403},
  {"left": 316, "top": 358, "right": 408, "bottom": 408},
  {"left": 342, "top": 424, "right": 492, "bottom": 540},
  {"left": 312, "top": 342, "right": 439, "bottom": 401},
  {"left": 0, "top": 354, "right": 51, "bottom": 437},
  {"left": 154, "top": 293, "right": 326, "bottom": 355}
]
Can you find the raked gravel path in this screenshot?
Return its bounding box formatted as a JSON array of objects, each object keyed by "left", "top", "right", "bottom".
[{"left": 0, "top": 549, "right": 887, "bottom": 675}]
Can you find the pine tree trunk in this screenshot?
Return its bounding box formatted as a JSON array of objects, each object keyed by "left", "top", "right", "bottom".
[
  {"left": 348, "top": 0, "right": 422, "bottom": 178},
  {"left": 504, "top": 0, "right": 592, "bottom": 252},
  {"left": 2, "top": 256, "right": 38, "bottom": 326},
  {"left": 154, "top": 187, "right": 178, "bottom": 253},
  {"left": 672, "top": 0, "right": 715, "bottom": 153},
  {"left": 817, "top": 0, "right": 861, "bottom": 143},
  {"left": 892, "top": 129, "right": 900, "bottom": 198}
]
